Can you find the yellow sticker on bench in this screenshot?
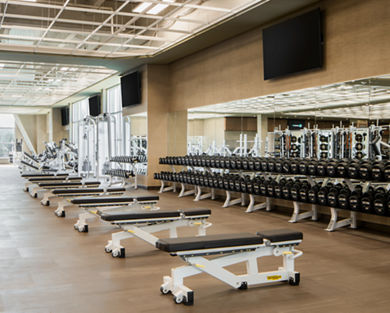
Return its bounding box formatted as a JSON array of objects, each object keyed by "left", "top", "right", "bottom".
[
  {"left": 283, "top": 251, "right": 293, "bottom": 255},
  {"left": 267, "top": 275, "right": 282, "bottom": 281},
  {"left": 127, "top": 230, "right": 135, "bottom": 233},
  {"left": 90, "top": 210, "right": 97, "bottom": 214},
  {"left": 195, "top": 264, "right": 205, "bottom": 268}
]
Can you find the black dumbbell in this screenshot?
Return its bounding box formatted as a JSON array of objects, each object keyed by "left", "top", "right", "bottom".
[
  {"left": 267, "top": 159, "right": 276, "bottom": 172},
  {"left": 274, "top": 158, "right": 284, "bottom": 173},
  {"left": 299, "top": 183, "right": 309, "bottom": 203},
  {"left": 361, "top": 189, "right": 375, "bottom": 214},
  {"left": 253, "top": 177, "right": 262, "bottom": 195},
  {"left": 236, "top": 158, "right": 243, "bottom": 170},
  {"left": 289, "top": 159, "right": 299, "bottom": 174},
  {"left": 274, "top": 180, "right": 284, "bottom": 199},
  {"left": 317, "top": 186, "right": 329, "bottom": 206},
  {"left": 298, "top": 159, "right": 309, "bottom": 175},
  {"left": 359, "top": 161, "right": 372, "bottom": 180},
  {"left": 290, "top": 182, "right": 301, "bottom": 201},
  {"left": 373, "top": 187, "right": 388, "bottom": 216},
  {"left": 282, "top": 181, "right": 293, "bottom": 200},
  {"left": 266, "top": 179, "right": 276, "bottom": 197},
  {"left": 348, "top": 161, "right": 361, "bottom": 179},
  {"left": 307, "top": 159, "right": 318, "bottom": 176},
  {"left": 308, "top": 184, "right": 320, "bottom": 204},
  {"left": 242, "top": 158, "right": 249, "bottom": 170},
  {"left": 337, "top": 187, "right": 351, "bottom": 209}
]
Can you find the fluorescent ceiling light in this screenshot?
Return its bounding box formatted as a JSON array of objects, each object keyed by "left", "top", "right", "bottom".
[
  {"left": 133, "top": 2, "right": 153, "bottom": 13},
  {"left": 147, "top": 0, "right": 174, "bottom": 15},
  {"left": 21, "top": 0, "right": 37, "bottom": 2}
]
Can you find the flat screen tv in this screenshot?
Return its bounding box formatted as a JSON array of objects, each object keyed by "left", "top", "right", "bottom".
[
  {"left": 288, "top": 119, "right": 305, "bottom": 130},
  {"left": 89, "top": 95, "right": 101, "bottom": 117},
  {"left": 61, "top": 107, "right": 69, "bottom": 126},
  {"left": 121, "top": 71, "right": 141, "bottom": 107},
  {"left": 263, "top": 8, "right": 323, "bottom": 80}
]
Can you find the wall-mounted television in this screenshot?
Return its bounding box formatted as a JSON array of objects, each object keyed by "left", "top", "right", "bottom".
[
  {"left": 89, "top": 95, "right": 101, "bottom": 117},
  {"left": 262, "top": 8, "right": 323, "bottom": 80},
  {"left": 61, "top": 107, "right": 69, "bottom": 126},
  {"left": 121, "top": 71, "right": 141, "bottom": 107}
]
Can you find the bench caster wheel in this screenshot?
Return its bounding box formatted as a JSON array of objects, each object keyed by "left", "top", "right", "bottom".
[
  {"left": 160, "top": 286, "right": 171, "bottom": 295},
  {"left": 289, "top": 273, "right": 300, "bottom": 286},
  {"left": 55, "top": 211, "right": 65, "bottom": 218},
  {"left": 76, "top": 225, "right": 88, "bottom": 233},
  {"left": 105, "top": 246, "right": 112, "bottom": 253},
  {"left": 173, "top": 292, "right": 193, "bottom": 305},
  {"left": 238, "top": 282, "right": 248, "bottom": 290},
  {"left": 42, "top": 201, "right": 49, "bottom": 206},
  {"left": 33, "top": 193, "right": 37, "bottom": 198},
  {"left": 112, "top": 248, "right": 125, "bottom": 258},
  {"left": 173, "top": 295, "right": 183, "bottom": 304}
]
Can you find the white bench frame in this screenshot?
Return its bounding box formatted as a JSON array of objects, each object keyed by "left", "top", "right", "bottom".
[
  {"left": 105, "top": 213, "right": 211, "bottom": 258},
  {"left": 160, "top": 239, "right": 302, "bottom": 305}
]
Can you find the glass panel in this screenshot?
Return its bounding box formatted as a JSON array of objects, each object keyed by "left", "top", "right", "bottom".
[
  {"left": 0, "top": 114, "right": 15, "bottom": 158},
  {"left": 106, "top": 85, "right": 123, "bottom": 157}
]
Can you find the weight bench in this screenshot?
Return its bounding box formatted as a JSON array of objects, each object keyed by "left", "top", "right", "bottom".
[
  {"left": 157, "top": 229, "right": 303, "bottom": 305},
  {"left": 100, "top": 208, "right": 212, "bottom": 258},
  {"left": 25, "top": 176, "right": 81, "bottom": 192},
  {"left": 72, "top": 195, "right": 160, "bottom": 232},
  {"left": 41, "top": 187, "right": 126, "bottom": 209},
  {"left": 29, "top": 181, "right": 100, "bottom": 198}
]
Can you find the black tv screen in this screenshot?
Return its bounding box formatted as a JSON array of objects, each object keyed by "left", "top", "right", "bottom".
[
  {"left": 121, "top": 71, "right": 141, "bottom": 107},
  {"left": 288, "top": 119, "right": 305, "bottom": 130},
  {"left": 89, "top": 95, "right": 101, "bottom": 117},
  {"left": 61, "top": 107, "right": 69, "bottom": 126},
  {"left": 263, "top": 8, "right": 323, "bottom": 80}
]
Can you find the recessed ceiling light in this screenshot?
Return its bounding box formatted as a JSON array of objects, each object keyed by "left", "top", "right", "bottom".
[
  {"left": 147, "top": 0, "right": 174, "bottom": 15},
  {"left": 133, "top": 2, "right": 153, "bottom": 13}
]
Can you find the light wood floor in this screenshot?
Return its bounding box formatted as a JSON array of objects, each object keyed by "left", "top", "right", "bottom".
[{"left": 1, "top": 165, "right": 390, "bottom": 313}]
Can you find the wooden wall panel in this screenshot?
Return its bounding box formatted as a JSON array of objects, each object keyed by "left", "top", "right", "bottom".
[{"left": 169, "top": 0, "right": 390, "bottom": 111}]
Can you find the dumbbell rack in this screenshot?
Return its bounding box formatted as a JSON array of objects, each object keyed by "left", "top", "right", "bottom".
[
  {"left": 108, "top": 157, "right": 138, "bottom": 189},
  {"left": 159, "top": 165, "right": 178, "bottom": 194},
  {"left": 156, "top": 156, "right": 390, "bottom": 232},
  {"left": 159, "top": 165, "right": 216, "bottom": 202}
]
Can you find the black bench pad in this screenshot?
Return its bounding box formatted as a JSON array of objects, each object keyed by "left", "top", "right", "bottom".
[
  {"left": 29, "top": 177, "right": 81, "bottom": 182},
  {"left": 99, "top": 208, "right": 211, "bottom": 222},
  {"left": 22, "top": 173, "right": 68, "bottom": 178},
  {"left": 156, "top": 229, "right": 303, "bottom": 252},
  {"left": 71, "top": 195, "right": 159, "bottom": 204},
  {"left": 52, "top": 187, "right": 125, "bottom": 195},
  {"left": 156, "top": 233, "right": 263, "bottom": 253},
  {"left": 38, "top": 181, "right": 100, "bottom": 187},
  {"left": 256, "top": 229, "right": 303, "bottom": 243}
]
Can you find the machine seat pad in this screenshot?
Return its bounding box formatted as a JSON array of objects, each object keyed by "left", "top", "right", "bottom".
[
  {"left": 38, "top": 181, "right": 100, "bottom": 187},
  {"left": 71, "top": 195, "right": 159, "bottom": 204},
  {"left": 52, "top": 187, "right": 125, "bottom": 195},
  {"left": 256, "top": 229, "right": 303, "bottom": 243},
  {"left": 99, "top": 208, "right": 211, "bottom": 222},
  {"left": 156, "top": 233, "right": 263, "bottom": 253}
]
